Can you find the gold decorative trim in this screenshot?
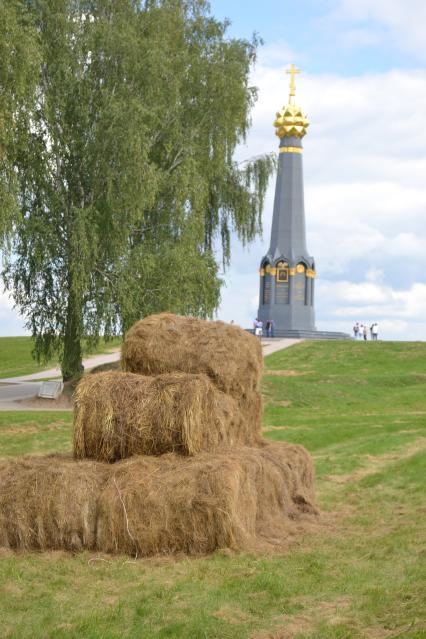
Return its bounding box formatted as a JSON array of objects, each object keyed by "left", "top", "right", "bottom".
[
  {"left": 259, "top": 269, "right": 265, "bottom": 277},
  {"left": 306, "top": 269, "right": 316, "bottom": 278},
  {"left": 265, "top": 265, "right": 271, "bottom": 274},
  {"left": 289, "top": 268, "right": 296, "bottom": 276},
  {"left": 296, "top": 264, "right": 305, "bottom": 273},
  {"left": 270, "top": 267, "right": 277, "bottom": 276},
  {"left": 279, "top": 146, "right": 302, "bottom": 154}
]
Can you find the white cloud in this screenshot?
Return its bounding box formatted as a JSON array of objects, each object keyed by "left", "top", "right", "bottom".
[
  {"left": 318, "top": 279, "right": 426, "bottom": 320},
  {"left": 366, "top": 268, "right": 384, "bottom": 283},
  {"left": 326, "top": 0, "right": 426, "bottom": 61},
  {"left": 0, "top": 290, "right": 26, "bottom": 336},
  {"left": 256, "top": 42, "right": 298, "bottom": 68},
  {"left": 0, "top": 290, "right": 14, "bottom": 313}
]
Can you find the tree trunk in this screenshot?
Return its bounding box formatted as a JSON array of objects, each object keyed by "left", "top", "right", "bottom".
[{"left": 62, "top": 287, "right": 83, "bottom": 382}]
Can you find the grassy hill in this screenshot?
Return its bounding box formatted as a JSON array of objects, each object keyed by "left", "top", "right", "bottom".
[
  {"left": 0, "top": 336, "right": 122, "bottom": 379},
  {"left": 0, "top": 341, "right": 425, "bottom": 638},
  {"left": 263, "top": 341, "right": 426, "bottom": 478}
]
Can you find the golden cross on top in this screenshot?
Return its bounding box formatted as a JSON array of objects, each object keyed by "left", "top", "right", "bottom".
[{"left": 286, "top": 63, "right": 300, "bottom": 102}]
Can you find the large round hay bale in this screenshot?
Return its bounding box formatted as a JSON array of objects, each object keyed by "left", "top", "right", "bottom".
[
  {"left": 121, "top": 313, "right": 263, "bottom": 398},
  {"left": 74, "top": 371, "right": 258, "bottom": 462},
  {"left": 96, "top": 442, "right": 318, "bottom": 556},
  {"left": 0, "top": 455, "right": 108, "bottom": 551}
]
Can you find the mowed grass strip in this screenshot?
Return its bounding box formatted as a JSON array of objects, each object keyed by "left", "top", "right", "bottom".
[
  {"left": 0, "top": 336, "right": 122, "bottom": 379},
  {"left": 0, "top": 412, "right": 73, "bottom": 457},
  {"left": 0, "top": 341, "right": 425, "bottom": 638}
]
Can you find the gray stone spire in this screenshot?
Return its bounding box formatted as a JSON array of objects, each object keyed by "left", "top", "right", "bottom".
[
  {"left": 257, "top": 65, "right": 316, "bottom": 334},
  {"left": 266, "top": 135, "right": 311, "bottom": 264}
]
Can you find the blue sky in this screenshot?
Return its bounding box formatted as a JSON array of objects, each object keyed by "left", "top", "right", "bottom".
[
  {"left": 1, "top": 0, "right": 426, "bottom": 339},
  {"left": 210, "top": 0, "right": 421, "bottom": 73}
]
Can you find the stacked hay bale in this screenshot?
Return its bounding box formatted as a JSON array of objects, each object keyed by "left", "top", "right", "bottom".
[
  {"left": 73, "top": 371, "right": 253, "bottom": 461},
  {"left": 96, "top": 442, "right": 316, "bottom": 556},
  {"left": 0, "top": 454, "right": 107, "bottom": 551},
  {"left": 121, "top": 313, "right": 264, "bottom": 431},
  {"left": 0, "top": 313, "right": 318, "bottom": 556}
]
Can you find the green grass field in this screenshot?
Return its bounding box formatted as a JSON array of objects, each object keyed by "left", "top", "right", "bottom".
[
  {"left": 0, "top": 336, "right": 122, "bottom": 379},
  {"left": 1, "top": 341, "right": 425, "bottom": 638}
]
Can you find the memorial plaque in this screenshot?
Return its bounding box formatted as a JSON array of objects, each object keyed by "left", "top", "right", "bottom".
[
  {"left": 263, "top": 278, "right": 272, "bottom": 304},
  {"left": 275, "top": 281, "right": 289, "bottom": 304},
  {"left": 294, "top": 276, "right": 306, "bottom": 304},
  {"left": 38, "top": 380, "right": 64, "bottom": 400}
]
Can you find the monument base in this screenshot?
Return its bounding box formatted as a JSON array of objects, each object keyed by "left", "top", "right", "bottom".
[{"left": 263, "top": 329, "right": 351, "bottom": 340}]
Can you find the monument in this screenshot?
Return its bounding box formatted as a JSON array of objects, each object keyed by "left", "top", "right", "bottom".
[{"left": 257, "top": 65, "right": 349, "bottom": 339}]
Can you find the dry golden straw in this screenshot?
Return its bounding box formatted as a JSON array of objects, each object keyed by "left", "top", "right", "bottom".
[
  {"left": 0, "top": 444, "right": 317, "bottom": 555},
  {"left": 0, "top": 454, "right": 107, "bottom": 551},
  {"left": 120, "top": 312, "right": 264, "bottom": 429},
  {"left": 0, "top": 313, "right": 319, "bottom": 557},
  {"left": 73, "top": 371, "right": 259, "bottom": 462},
  {"left": 121, "top": 313, "right": 262, "bottom": 396},
  {"left": 94, "top": 441, "right": 318, "bottom": 556}
]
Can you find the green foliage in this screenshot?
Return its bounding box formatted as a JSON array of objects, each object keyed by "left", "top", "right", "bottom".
[
  {"left": 2, "top": 0, "right": 275, "bottom": 379},
  {"left": 1, "top": 341, "right": 425, "bottom": 637},
  {"left": 0, "top": 0, "right": 39, "bottom": 243}
]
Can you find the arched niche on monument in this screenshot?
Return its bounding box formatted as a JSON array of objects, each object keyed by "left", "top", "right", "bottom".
[
  {"left": 309, "top": 262, "right": 315, "bottom": 306},
  {"left": 294, "top": 262, "right": 307, "bottom": 305},
  {"left": 275, "top": 259, "right": 289, "bottom": 305},
  {"left": 261, "top": 261, "right": 273, "bottom": 305}
]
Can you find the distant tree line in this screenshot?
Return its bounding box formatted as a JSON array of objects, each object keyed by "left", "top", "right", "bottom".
[{"left": 0, "top": 0, "right": 275, "bottom": 380}]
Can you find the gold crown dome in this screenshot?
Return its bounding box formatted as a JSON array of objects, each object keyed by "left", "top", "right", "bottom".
[{"left": 274, "top": 64, "right": 310, "bottom": 139}]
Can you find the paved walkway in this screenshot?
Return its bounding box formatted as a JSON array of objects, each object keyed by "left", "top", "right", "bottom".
[
  {"left": 2, "top": 349, "right": 121, "bottom": 384},
  {"left": 0, "top": 349, "right": 121, "bottom": 410},
  {"left": 261, "top": 338, "right": 302, "bottom": 356},
  {"left": 0, "top": 340, "right": 302, "bottom": 410}
]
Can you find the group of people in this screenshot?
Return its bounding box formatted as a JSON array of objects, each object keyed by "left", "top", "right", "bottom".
[
  {"left": 253, "top": 318, "right": 275, "bottom": 338},
  {"left": 353, "top": 322, "right": 379, "bottom": 341},
  {"left": 253, "top": 318, "right": 380, "bottom": 341}
]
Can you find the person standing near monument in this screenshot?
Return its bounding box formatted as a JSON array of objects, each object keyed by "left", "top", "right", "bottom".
[
  {"left": 363, "top": 325, "right": 368, "bottom": 341},
  {"left": 353, "top": 323, "right": 359, "bottom": 339},
  {"left": 265, "top": 319, "right": 275, "bottom": 338},
  {"left": 265, "top": 319, "right": 271, "bottom": 337},
  {"left": 372, "top": 323, "right": 379, "bottom": 341},
  {"left": 253, "top": 318, "right": 263, "bottom": 340}
]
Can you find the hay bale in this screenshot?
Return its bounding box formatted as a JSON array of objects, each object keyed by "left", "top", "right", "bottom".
[
  {"left": 0, "top": 455, "right": 108, "bottom": 551},
  {"left": 121, "top": 313, "right": 263, "bottom": 398},
  {"left": 74, "top": 371, "right": 257, "bottom": 462},
  {"left": 0, "top": 444, "right": 317, "bottom": 556},
  {"left": 97, "top": 442, "right": 318, "bottom": 556}
]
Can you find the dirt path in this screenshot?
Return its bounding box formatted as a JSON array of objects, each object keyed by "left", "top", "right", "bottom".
[{"left": 323, "top": 437, "right": 426, "bottom": 484}]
